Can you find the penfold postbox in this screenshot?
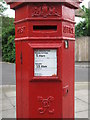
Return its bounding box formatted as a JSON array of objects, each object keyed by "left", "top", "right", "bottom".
[{"left": 7, "top": 0, "right": 80, "bottom": 118}]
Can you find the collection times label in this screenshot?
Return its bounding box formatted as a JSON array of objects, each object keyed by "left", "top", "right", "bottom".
[{"left": 34, "top": 49, "right": 57, "bottom": 76}]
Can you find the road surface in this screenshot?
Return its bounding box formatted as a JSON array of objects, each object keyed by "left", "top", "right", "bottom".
[{"left": 0, "top": 62, "right": 89, "bottom": 85}]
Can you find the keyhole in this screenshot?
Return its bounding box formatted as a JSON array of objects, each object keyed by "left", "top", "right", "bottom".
[{"left": 67, "top": 89, "right": 69, "bottom": 93}]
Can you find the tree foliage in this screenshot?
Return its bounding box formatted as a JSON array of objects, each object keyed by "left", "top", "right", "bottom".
[
  {"left": 2, "top": 16, "right": 15, "bottom": 63},
  {"left": 75, "top": 6, "right": 90, "bottom": 37},
  {"left": 0, "top": 1, "right": 15, "bottom": 63}
]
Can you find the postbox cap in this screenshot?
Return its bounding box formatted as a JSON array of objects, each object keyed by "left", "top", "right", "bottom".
[{"left": 6, "top": 0, "right": 82, "bottom": 9}]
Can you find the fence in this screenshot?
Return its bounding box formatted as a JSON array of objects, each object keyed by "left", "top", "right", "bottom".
[{"left": 75, "top": 37, "right": 90, "bottom": 62}]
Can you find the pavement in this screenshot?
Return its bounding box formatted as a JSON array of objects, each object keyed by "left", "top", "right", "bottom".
[
  {"left": 0, "top": 82, "right": 89, "bottom": 119},
  {"left": 0, "top": 62, "right": 89, "bottom": 119},
  {"left": 75, "top": 62, "right": 90, "bottom": 68}
]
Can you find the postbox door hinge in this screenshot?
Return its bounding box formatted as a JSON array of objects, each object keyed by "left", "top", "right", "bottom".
[{"left": 20, "top": 52, "right": 23, "bottom": 64}]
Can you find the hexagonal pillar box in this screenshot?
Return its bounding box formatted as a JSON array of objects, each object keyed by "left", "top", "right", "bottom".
[{"left": 6, "top": 0, "right": 80, "bottom": 119}]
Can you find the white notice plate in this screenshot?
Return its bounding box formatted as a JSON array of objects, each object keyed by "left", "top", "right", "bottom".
[{"left": 34, "top": 49, "right": 57, "bottom": 76}]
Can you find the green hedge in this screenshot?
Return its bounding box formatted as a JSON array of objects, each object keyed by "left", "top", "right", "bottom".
[{"left": 2, "top": 16, "right": 15, "bottom": 63}]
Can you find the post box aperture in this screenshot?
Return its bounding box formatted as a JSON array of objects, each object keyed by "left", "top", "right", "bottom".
[{"left": 33, "top": 25, "right": 57, "bottom": 31}]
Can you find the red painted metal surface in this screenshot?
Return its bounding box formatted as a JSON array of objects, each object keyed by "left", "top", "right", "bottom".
[{"left": 7, "top": 1, "right": 80, "bottom": 118}]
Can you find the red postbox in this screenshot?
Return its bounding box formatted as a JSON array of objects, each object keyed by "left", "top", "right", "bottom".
[{"left": 7, "top": 0, "right": 80, "bottom": 118}]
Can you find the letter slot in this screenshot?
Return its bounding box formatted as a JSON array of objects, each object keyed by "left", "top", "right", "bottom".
[{"left": 33, "top": 25, "right": 57, "bottom": 31}]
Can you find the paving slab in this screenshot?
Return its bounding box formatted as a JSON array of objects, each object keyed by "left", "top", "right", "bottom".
[
  {"left": 0, "top": 98, "right": 2, "bottom": 112},
  {"left": 75, "top": 90, "right": 88, "bottom": 103},
  {"left": 0, "top": 86, "right": 2, "bottom": 100},
  {"left": 1, "top": 93, "right": 7, "bottom": 100},
  {"left": 75, "top": 82, "right": 88, "bottom": 90},
  {"left": 4, "top": 91, "right": 16, "bottom": 98},
  {"left": 2, "top": 108, "right": 16, "bottom": 118},
  {"left": 2, "top": 85, "right": 16, "bottom": 92},
  {"left": 75, "top": 110, "right": 88, "bottom": 118},
  {"left": 0, "top": 111, "right": 2, "bottom": 120},
  {"left": 8, "top": 97, "right": 16, "bottom": 108},
  {"left": 75, "top": 99, "right": 88, "bottom": 112},
  {"left": 2, "top": 99, "right": 13, "bottom": 111}
]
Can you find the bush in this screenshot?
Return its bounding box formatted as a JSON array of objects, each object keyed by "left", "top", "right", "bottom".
[
  {"left": 75, "top": 6, "right": 90, "bottom": 37},
  {"left": 2, "top": 16, "right": 15, "bottom": 63},
  {"left": 2, "top": 35, "right": 15, "bottom": 62}
]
